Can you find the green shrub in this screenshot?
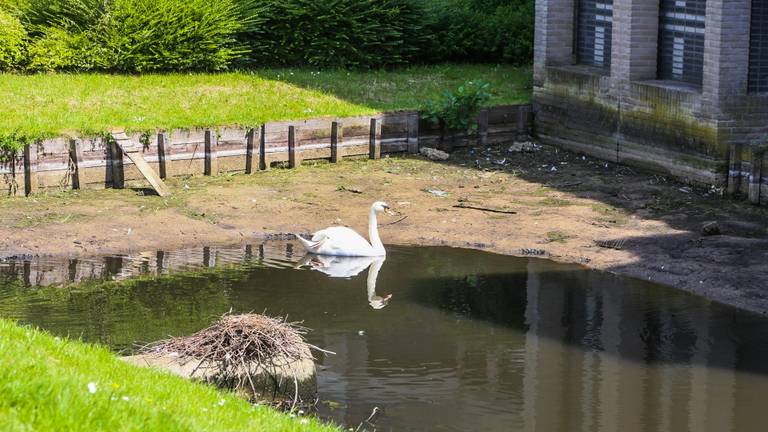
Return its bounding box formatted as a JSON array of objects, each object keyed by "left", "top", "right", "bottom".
[
  {"left": 421, "top": 80, "right": 492, "bottom": 132},
  {"left": 26, "top": 27, "right": 109, "bottom": 71},
  {"left": 22, "top": 0, "right": 105, "bottom": 34},
  {"left": 90, "top": 0, "right": 247, "bottom": 72},
  {"left": 421, "top": 0, "right": 534, "bottom": 65},
  {"left": 0, "top": 10, "right": 26, "bottom": 70},
  {"left": 239, "top": 0, "right": 430, "bottom": 69}
]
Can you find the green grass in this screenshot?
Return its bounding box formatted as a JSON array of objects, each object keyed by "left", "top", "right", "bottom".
[
  {"left": 0, "top": 64, "right": 531, "bottom": 141},
  {"left": 0, "top": 319, "right": 339, "bottom": 431}
]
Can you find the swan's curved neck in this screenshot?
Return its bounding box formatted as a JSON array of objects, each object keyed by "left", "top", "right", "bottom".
[{"left": 368, "top": 208, "right": 385, "bottom": 255}]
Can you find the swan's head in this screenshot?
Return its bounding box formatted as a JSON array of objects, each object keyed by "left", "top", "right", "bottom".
[{"left": 371, "top": 201, "right": 390, "bottom": 213}]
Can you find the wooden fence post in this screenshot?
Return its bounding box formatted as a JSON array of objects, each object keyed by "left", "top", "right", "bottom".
[
  {"left": 477, "top": 109, "right": 489, "bottom": 147},
  {"left": 259, "top": 124, "right": 267, "bottom": 170},
  {"left": 68, "top": 140, "right": 82, "bottom": 190},
  {"left": 749, "top": 149, "right": 763, "bottom": 204},
  {"left": 109, "top": 139, "right": 124, "bottom": 189},
  {"left": 727, "top": 143, "right": 742, "bottom": 196},
  {"left": 331, "top": 121, "right": 341, "bottom": 163},
  {"left": 245, "top": 128, "right": 255, "bottom": 174},
  {"left": 23, "top": 143, "right": 38, "bottom": 196},
  {"left": 407, "top": 112, "right": 419, "bottom": 154},
  {"left": 158, "top": 132, "right": 168, "bottom": 179},
  {"left": 288, "top": 125, "right": 298, "bottom": 168},
  {"left": 204, "top": 129, "right": 218, "bottom": 176},
  {"left": 369, "top": 118, "right": 381, "bottom": 160}
]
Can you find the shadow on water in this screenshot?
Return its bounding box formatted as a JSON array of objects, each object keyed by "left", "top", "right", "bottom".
[{"left": 2, "top": 244, "right": 768, "bottom": 431}]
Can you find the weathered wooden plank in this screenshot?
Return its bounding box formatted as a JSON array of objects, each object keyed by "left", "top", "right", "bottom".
[{"left": 122, "top": 150, "right": 171, "bottom": 197}]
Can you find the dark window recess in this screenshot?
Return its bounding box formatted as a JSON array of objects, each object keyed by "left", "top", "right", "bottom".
[
  {"left": 658, "top": 0, "right": 706, "bottom": 86},
  {"left": 749, "top": 0, "right": 768, "bottom": 92},
  {"left": 576, "top": 0, "right": 613, "bottom": 68}
]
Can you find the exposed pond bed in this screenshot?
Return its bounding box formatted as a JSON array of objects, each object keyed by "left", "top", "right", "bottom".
[{"left": 2, "top": 243, "right": 768, "bottom": 431}]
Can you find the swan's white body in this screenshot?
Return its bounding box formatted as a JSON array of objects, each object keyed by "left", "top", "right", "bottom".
[{"left": 296, "top": 202, "right": 388, "bottom": 257}]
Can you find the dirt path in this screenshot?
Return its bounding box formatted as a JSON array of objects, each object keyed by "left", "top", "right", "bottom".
[{"left": 1, "top": 143, "right": 767, "bottom": 314}]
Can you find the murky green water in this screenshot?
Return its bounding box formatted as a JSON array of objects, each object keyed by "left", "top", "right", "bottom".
[{"left": 2, "top": 244, "right": 768, "bottom": 431}]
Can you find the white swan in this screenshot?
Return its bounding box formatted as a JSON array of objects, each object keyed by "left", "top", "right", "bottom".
[{"left": 295, "top": 201, "right": 389, "bottom": 257}]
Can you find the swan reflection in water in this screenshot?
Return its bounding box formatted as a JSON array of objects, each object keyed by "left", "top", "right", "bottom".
[{"left": 297, "top": 255, "right": 392, "bottom": 309}]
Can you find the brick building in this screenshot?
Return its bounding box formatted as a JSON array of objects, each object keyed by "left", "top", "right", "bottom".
[{"left": 534, "top": 0, "right": 768, "bottom": 204}]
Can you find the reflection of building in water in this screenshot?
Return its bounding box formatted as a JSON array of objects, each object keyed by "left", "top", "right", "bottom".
[{"left": 520, "top": 259, "right": 768, "bottom": 432}]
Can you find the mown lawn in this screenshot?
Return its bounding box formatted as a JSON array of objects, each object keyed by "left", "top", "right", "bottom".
[
  {"left": 0, "top": 64, "right": 531, "bottom": 139},
  {"left": 0, "top": 319, "right": 339, "bottom": 431}
]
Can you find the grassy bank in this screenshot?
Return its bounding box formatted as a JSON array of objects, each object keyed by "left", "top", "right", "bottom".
[
  {"left": 0, "top": 319, "right": 338, "bottom": 431},
  {"left": 0, "top": 64, "right": 531, "bottom": 140}
]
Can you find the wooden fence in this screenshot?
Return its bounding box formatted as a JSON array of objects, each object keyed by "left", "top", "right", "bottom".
[{"left": 0, "top": 105, "right": 531, "bottom": 196}]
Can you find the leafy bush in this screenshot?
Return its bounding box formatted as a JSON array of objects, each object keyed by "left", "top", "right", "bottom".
[
  {"left": 421, "top": 0, "right": 534, "bottom": 65},
  {"left": 21, "top": 0, "right": 248, "bottom": 72},
  {"left": 0, "top": 10, "right": 27, "bottom": 70},
  {"left": 238, "top": 0, "right": 430, "bottom": 69},
  {"left": 421, "top": 80, "right": 492, "bottom": 132},
  {"left": 91, "top": 0, "right": 246, "bottom": 72}
]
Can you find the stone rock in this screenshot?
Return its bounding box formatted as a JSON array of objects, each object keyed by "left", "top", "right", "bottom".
[
  {"left": 419, "top": 147, "right": 450, "bottom": 161},
  {"left": 701, "top": 221, "right": 721, "bottom": 236},
  {"left": 508, "top": 141, "right": 538, "bottom": 153}
]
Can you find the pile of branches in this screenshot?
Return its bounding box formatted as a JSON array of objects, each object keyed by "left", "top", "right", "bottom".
[{"left": 140, "top": 313, "right": 314, "bottom": 378}]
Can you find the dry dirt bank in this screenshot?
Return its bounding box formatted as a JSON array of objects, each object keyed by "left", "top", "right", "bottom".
[{"left": 1, "top": 143, "right": 767, "bottom": 313}]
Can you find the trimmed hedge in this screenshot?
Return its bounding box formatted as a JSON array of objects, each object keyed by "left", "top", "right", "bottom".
[
  {"left": 239, "top": 0, "right": 430, "bottom": 69},
  {"left": 4, "top": 0, "right": 534, "bottom": 71},
  {"left": 22, "top": 0, "right": 246, "bottom": 72}
]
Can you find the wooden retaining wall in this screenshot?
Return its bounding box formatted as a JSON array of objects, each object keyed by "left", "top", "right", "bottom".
[{"left": 0, "top": 105, "right": 531, "bottom": 196}]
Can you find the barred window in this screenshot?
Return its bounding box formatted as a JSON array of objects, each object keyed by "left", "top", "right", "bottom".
[
  {"left": 658, "top": 0, "right": 706, "bottom": 86},
  {"left": 576, "top": 0, "right": 613, "bottom": 68},
  {"left": 749, "top": 0, "right": 768, "bottom": 92}
]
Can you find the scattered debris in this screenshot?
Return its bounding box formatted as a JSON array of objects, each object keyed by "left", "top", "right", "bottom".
[
  {"left": 452, "top": 203, "right": 517, "bottom": 214},
  {"left": 424, "top": 189, "right": 449, "bottom": 197},
  {"left": 508, "top": 141, "right": 539, "bottom": 153},
  {"left": 517, "top": 248, "right": 547, "bottom": 256},
  {"left": 701, "top": 221, "right": 721, "bottom": 236},
  {"left": 595, "top": 238, "right": 627, "bottom": 250},
  {"left": 419, "top": 147, "right": 450, "bottom": 161},
  {"left": 336, "top": 185, "right": 363, "bottom": 194}
]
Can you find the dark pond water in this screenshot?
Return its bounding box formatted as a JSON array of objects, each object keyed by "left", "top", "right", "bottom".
[{"left": 2, "top": 243, "right": 768, "bottom": 431}]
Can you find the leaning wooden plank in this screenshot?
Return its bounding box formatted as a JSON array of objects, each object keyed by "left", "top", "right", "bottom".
[
  {"left": 122, "top": 150, "right": 172, "bottom": 197},
  {"left": 111, "top": 130, "right": 171, "bottom": 197}
]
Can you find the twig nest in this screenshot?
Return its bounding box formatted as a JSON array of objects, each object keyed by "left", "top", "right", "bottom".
[{"left": 123, "top": 314, "right": 318, "bottom": 403}]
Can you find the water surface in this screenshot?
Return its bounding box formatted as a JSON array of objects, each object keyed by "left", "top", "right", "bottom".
[{"left": 1, "top": 244, "right": 768, "bottom": 431}]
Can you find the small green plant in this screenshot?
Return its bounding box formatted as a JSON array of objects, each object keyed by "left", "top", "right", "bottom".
[
  {"left": 545, "top": 230, "right": 573, "bottom": 243},
  {"left": 421, "top": 80, "right": 492, "bottom": 133}
]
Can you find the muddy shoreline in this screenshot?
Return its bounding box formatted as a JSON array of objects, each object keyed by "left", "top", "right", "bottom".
[{"left": 1, "top": 144, "right": 766, "bottom": 314}]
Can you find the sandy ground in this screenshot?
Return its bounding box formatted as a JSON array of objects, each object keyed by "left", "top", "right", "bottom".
[{"left": 1, "top": 143, "right": 767, "bottom": 314}]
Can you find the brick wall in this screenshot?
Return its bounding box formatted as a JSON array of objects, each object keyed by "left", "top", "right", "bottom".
[{"left": 534, "top": 0, "right": 768, "bottom": 204}]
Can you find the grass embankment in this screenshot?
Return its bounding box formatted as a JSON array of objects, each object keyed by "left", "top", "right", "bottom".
[
  {"left": 0, "top": 319, "right": 338, "bottom": 431},
  {"left": 0, "top": 64, "right": 531, "bottom": 140}
]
